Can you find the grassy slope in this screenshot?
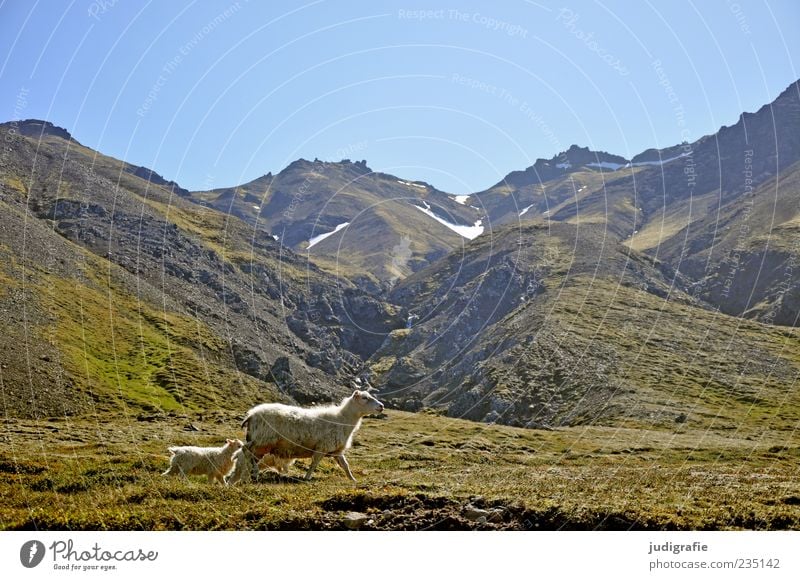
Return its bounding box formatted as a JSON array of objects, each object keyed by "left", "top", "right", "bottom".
[
  {"left": 533, "top": 278, "right": 800, "bottom": 430},
  {"left": 0, "top": 129, "right": 310, "bottom": 417},
  {"left": 1, "top": 410, "right": 799, "bottom": 530},
  {"left": 10, "top": 207, "right": 275, "bottom": 417},
  {"left": 38, "top": 260, "right": 264, "bottom": 415}
]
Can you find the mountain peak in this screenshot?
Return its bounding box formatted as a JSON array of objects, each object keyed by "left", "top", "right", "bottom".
[
  {"left": 548, "top": 144, "right": 629, "bottom": 169},
  {"left": 282, "top": 157, "right": 373, "bottom": 176},
  {"left": 493, "top": 145, "right": 630, "bottom": 186},
  {"left": 125, "top": 165, "right": 189, "bottom": 197},
  {"left": 773, "top": 78, "right": 800, "bottom": 105},
  {"left": 10, "top": 119, "right": 75, "bottom": 142}
]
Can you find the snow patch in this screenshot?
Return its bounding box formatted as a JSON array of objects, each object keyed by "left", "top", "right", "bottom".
[
  {"left": 307, "top": 222, "right": 350, "bottom": 249},
  {"left": 452, "top": 195, "right": 470, "bottom": 205},
  {"left": 398, "top": 179, "right": 427, "bottom": 190},
  {"left": 519, "top": 204, "right": 534, "bottom": 217},
  {"left": 556, "top": 162, "right": 572, "bottom": 169},
  {"left": 630, "top": 152, "right": 690, "bottom": 167},
  {"left": 252, "top": 205, "right": 261, "bottom": 211},
  {"left": 413, "top": 202, "right": 483, "bottom": 239},
  {"left": 587, "top": 161, "right": 625, "bottom": 171}
]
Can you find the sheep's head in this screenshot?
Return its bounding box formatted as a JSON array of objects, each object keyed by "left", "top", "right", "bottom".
[
  {"left": 351, "top": 390, "right": 384, "bottom": 415},
  {"left": 226, "top": 438, "right": 244, "bottom": 451}
]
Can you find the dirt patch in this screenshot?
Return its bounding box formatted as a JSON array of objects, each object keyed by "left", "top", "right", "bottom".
[
  {"left": 310, "top": 492, "right": 684, "bottom": 531},
  {"left": 0, "top": 459, "right": 45, "bottom": 475}
]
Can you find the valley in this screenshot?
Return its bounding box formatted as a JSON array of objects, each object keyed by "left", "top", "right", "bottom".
[{"left": 1, "top": 80, "right": 799, "bottom": 530}]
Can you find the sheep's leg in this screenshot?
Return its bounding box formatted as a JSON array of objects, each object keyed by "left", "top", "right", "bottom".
[
  {"left": 335, "top": 455, "right": 356, "bottom": 482},
  {"left": 164, "top": 464, "right": 188, "bottom": 479},
  {"left": 305, "top": 452, "right": 324, "bottom": 481}
]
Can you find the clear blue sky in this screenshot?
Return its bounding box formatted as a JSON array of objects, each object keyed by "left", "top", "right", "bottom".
[{"left": 1, "top": 0, "right": 798, "bottom": 193}]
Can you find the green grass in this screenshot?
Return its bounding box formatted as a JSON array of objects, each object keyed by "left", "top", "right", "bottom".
[
  {"left": 0, "top": 173, "right": 27, "bottom": 194},
  {"left": 31, "top": 245, "right": 272, "bottom": 416},
  {"left": 0, "top": 245, "right": 19, "bottom": 297},
  {"left": 543, "top": 278, "right": 800, "bottom": 431},
  {"left": 1, "top": 410, "right": 799, "bottom": 530}
]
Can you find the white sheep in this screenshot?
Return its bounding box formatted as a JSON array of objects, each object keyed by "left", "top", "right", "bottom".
[
  {"left": 226, "top": 390, "right": 384, "bottom": 485},
  {"left": 162, "top": 438, "right": 243, "bottom": 483}
]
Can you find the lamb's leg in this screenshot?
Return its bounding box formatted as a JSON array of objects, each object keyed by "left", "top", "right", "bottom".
[
  {"left": 305, "top": 452, "right": 324, "bottom": 481},
  {"left": 335, "top": 455, "right": 356, "bottom": 482},
  {"left": 164, "top": 463, "right": 188, "bottom": 478},
  {"left": 227, "top": 449, "right": 254, "bottom": 485},
  {"left": 225, "top": 460, "right": 244, "bottom": 486}
]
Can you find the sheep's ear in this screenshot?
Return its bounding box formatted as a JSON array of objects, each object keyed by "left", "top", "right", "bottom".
[{"left": 352, "top": 390, "right": 361, "bottom": 398}]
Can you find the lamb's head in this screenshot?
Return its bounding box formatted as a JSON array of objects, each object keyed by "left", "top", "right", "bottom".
[
  {"left": 225, "top": 439, "right": 244, "bottom": 451},
  {"left": 350, "top": 390, "right": 384, "bottom": 416}
]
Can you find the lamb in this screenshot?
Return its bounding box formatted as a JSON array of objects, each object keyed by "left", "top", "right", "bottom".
[
  {"left": 162, "top": 438, "right": 243, "bottom": 483},
  {"left": 225, "top": 449, "right": 295, "bottom": 483},
  {"left": 226, "top": 390, "right": 384, "bottom": 485},
  {"left": 258, "top": 454, "right": 295, "bottom": 474}
]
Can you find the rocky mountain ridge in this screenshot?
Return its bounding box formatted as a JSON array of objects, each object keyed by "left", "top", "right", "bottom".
[{"left": 2, "top": 79, "right": 798, "bottom": 427}]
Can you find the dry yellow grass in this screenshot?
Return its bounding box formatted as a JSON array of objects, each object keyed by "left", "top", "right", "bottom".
[{"left": 2, "top": 410, "right": 799, "bottom": 530}]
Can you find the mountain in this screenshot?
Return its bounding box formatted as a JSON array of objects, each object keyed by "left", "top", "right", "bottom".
[
  {"left": 179, "top": 79, "right": 798, "bottom": 306},
  {"left": 2, "top": 80, "right": 798, "bottom": 430},
  {"left": 365, "top": 220, "right": 800, "bottom": 429},
  {"left": 472, "top": 81, "right": 800, "bottom": 325},
  {"left": 468, "top": 144, "right": 641, "bottom": 231},
  {"left": 361, "top": 80, "right": 800, "bottom": 425},
  {"left": 186, "top": 159, "right": 482, "bottom": 290},
  {"left": 637, "top": 82, "right": 800, "bottom": 326},
  {"left": 0, "top": 120, "right": 401, "bottom": 418}
]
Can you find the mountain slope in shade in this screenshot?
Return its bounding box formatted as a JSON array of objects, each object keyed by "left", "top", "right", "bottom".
[
  {"left": 654, "top": 160, "right": 800, "bottom": 326},
  {"left": 626, "top": 80, "right": 800, "bottom": 325},
  {"left": 187, "top": 159, "right": 482, "bottom": 288},
  {"left": 474, "top": 80, "right": 800, "bottom": 326}
]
